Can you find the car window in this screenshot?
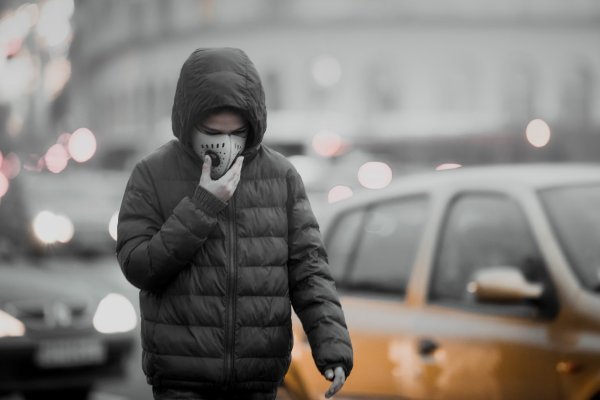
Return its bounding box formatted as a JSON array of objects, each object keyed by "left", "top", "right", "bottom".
[
  {"left": 344, "top": 195, "right": 429, "bottom": 297},
  {"left": 429, "top": 193, "right": 558, "bottom": 318},
  {"left": 539, "top": 184, "right": 600, "bottom": 293},
  {"left": 326, "top": 208, "right": 366, "bottom": 282}
]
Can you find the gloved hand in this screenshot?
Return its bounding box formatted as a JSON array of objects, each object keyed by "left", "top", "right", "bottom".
[{"left": 324, "top": 366, "right": 346, "bottom": 398}]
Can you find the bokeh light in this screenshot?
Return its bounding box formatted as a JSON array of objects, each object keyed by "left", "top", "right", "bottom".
[
  {"left": 17, "top": 3, "right": 40, "bottom": 27},
  {"left": 54, "top": 214, "right": 74, "bottom": 243},
  {"left": 36, "top": 0, "right": 74, "bottom": 48},
  {"left": 526, "top": 119, "right": 551, "bottom": 148},
  {"left": 43, "top": 57, "right": 71, "bottom": 99},
  {"left": 32, "top": 210, "right": 74, "bottom": 244},
  {"left": 109, "top": 210, "right": 118, "bottom": 241},
  {"left": 68, "top": 128, "right": 97, "bottom": 162},
  {"left": 357, "top": 162, "right": 393, "bottom": 189},
  {"left": 1, "top": 152, "right": 21, "bottom": 179},
  {"left": 312, "top": 130, "right": 343, "bottom": 157},
  {"left": 0, "top": 54, "right": 37, "bottom": 102},
  {"left": 32, "top": 210, "right": 57, "bottom": 244},
  {"left": 0, "top": 173, "right": 9, "bottom": 198},
  {"left": 0, "top": 5, "right": 35, "bottom": 43},
  {"left": 328, "top": 185, "right": 353, "bottom": 203},
  {"left": 436, "top": 163, "right": 462, "bottom": 171},
  {"left": 311, "top": 55, "right": 341, "bottom": 87},
  {"left": 44, "top": 143, "right": 69, "bottom": 173}
]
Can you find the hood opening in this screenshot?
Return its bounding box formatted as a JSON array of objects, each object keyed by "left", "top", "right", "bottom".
[
  {"left": 171, "top": 48, "right": 267, "bottom": 152},
  {"left": 193, "top": 105, "right": 255, "bottom": 152}
]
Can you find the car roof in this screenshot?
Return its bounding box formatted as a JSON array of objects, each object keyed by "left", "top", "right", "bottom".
[
  {"left": 321, "top": 163, "right": 600, "bottom": 227},
  {"left": 393, "top": 162, "right": 600, "bottom": 190}
]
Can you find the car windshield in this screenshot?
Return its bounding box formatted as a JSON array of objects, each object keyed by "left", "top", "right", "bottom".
[
  {"left": 539, "top": 184, "right": 600, "bottom": 293},
  {"left": 0, "top": 168, "right": 128, "bottom": 261}
]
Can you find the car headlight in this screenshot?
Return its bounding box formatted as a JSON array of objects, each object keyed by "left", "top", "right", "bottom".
[
  {"left": 93, "top": 293, "right": 137, "bottom": 334},
  {"left": 32, "top": 210, "right": 74, "bottom": 244},
  {"left": 0, "top": 309, "right": 26, "bottom": 338}
]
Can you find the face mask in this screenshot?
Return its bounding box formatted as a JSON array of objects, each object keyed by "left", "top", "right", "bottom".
[{"left": 191, "top": 130, "right": 246, "bottom": 179}]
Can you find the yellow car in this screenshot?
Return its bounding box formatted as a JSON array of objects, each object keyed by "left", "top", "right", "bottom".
[{"left": 283, "top": 163, "right": 600, "bottom": 400}]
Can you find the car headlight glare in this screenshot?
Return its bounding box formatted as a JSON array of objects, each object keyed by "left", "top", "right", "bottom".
[
  {"left": 93, "top": 293, "right": 137, "bottom": 334},
  {"left": 0, "top": 309, "right": 26, "bottom": 338},
  {"left": 32, "top": 210, "right": 74, "bottom": 244}
]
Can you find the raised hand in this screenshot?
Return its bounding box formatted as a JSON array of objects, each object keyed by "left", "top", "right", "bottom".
[{"left": 198, "top": 155, "right": 244, "bottom": 202}]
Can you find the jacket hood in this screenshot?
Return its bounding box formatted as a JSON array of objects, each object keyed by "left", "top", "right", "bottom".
[{"left": 171, "top": 47, "right": 267, "bottom": 152}]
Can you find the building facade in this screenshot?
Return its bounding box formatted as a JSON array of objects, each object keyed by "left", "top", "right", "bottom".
[{"left": 67, "top": 0, "right": 600, "bottom": 166}]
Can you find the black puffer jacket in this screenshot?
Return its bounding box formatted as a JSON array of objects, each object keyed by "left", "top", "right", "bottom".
[{"left": 116, "top": 48, "right": 353, "bottom": 392}]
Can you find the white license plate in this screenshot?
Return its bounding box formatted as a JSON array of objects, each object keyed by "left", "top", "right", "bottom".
[{"left": 35, "top": 338, "right": 107, "bottom": 368}]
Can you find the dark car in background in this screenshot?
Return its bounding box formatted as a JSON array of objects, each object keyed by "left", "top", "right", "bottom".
[
  {"left": 0, "top": 168, "right": 136, "bottom": 400},
  {"left": 284, "top": 163, "right": 600, "bottom": 400}
]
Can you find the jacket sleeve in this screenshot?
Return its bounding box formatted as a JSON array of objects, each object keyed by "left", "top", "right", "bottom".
[
  {"left": 286, "top": 167, "right": 354, "bottom": 379},
  {"left": 116, "top": 161, "right": 227, "bottom": 291}
]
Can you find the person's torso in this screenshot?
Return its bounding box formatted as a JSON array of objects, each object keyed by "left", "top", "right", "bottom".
[{"left": 138, "top": 140, "right": 295, "bottom": 391}]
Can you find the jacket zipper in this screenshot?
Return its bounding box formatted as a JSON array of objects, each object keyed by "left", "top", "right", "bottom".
[{"left": 224, "top": 195, "right": 237, "bottom": 386}]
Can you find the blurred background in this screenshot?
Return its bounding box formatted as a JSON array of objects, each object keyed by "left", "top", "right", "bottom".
[{"left": 1, "top": 1, "right": 599, "bottom": 399}]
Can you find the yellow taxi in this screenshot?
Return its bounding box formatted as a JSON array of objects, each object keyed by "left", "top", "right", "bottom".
[{"left": 283, "top": 163, "right": 600, "bottom": 400}]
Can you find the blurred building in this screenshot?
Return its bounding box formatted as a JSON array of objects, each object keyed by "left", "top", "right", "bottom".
[{"left": 66, "top": 0, "right": 600, "bottom": 166}]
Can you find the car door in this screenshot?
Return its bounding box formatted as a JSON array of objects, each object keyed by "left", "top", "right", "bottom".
[
  {"left": 412, "top": 192, "right": 562, "bottom": 400},
  {"left": 325, "top": 195, "right": 431, "bottom": 398},
  {"left": 288, "top": 194, "right": 431, "bottom": 399}
]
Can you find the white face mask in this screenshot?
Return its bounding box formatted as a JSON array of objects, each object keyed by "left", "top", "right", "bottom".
[{"left": 191, "top": 130, "right": 246, "bottom": 179}]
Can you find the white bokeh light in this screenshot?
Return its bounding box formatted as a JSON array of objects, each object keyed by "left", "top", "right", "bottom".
[
  {"left": 32, "top": 210, "right": 74, "bottom": 244},
  {"left": 68, "top": 128, "right": 97, "bottom": 162},
  {"left": 0, "top": 173, "right": 9, "bottom": 198},
  {"left": 436, "top": 163, "right": 462, "bottom": 171},
  {"left": 93, "top": 293, "right": 137, "bottom": 334},
  {"left": 33, "top": 210, "right": 58, "bottom": 244},
  {"left": 328, "top": 185, "right": 353, "bottom": 203},
  {"left": 109, "top": 210, "right": 119, "bottom": 241},
  {"left": 36, "top": 0, "right": 74, "bottom": 48},
  {"left": 526, "top": 119, "right": 551, "bottom": 148},
  {"left": 0, "top": 309, "right": 26, "bottom": 338},
  {"left": 54, "top": 214, "right": 74, "bottom": 243},
  {"left": 357, "top": 162, "right": 393, "bottom": 189}
]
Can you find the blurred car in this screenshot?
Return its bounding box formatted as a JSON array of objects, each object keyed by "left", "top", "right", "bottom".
[
  {"left": 0, "top": 262, "right": 137, "bottom": 400},
  {"left": 20, "top": 168, "right": 128, "bottom": 256},
  {"left": 283, "top": 163, "right": 600, "bottom": 400},
  {"left": 0, "top": 168, "right": 136, "bottom": 400}
]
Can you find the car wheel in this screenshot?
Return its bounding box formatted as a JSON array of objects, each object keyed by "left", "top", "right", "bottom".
[{"left": 23, "top": 386, "right": 92, "bottom": 400}]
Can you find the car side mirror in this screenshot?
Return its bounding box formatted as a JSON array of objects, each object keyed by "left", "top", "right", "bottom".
[{"left": 467, "top": 267, "right": 543, "bottom": 303}]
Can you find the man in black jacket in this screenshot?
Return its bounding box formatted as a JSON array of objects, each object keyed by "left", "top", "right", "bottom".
[{"left": 116, "top": 47, "right": 353, "bottom": 399}]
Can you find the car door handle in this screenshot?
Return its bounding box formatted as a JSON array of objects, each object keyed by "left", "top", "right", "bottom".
[{"left": 418, "top": 338, "right": 439, "bottom": 356}]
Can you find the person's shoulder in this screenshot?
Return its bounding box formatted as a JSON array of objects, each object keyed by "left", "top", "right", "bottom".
[
  {"left": 259, "top": 144, "right": 296, "bottom": 175},
  {"left": 127, "top": 140, "right": 181, "bottom": 182},
  {"left": 138, "top": 140, "right": 180, "bottom": 167}
]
